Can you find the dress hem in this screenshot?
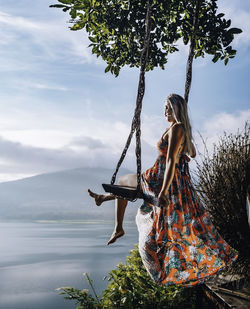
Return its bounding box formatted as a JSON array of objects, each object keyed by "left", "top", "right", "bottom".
[{"left": 155, "top": 254, "right": 238, "bottom": 288}]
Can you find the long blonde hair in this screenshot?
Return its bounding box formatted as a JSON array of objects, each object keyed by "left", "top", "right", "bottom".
[{"left": 165, "top": 93, "right": 194, "bottom": 156}]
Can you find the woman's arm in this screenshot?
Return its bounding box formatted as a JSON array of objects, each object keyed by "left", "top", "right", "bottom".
[{"left": 158, "top": 123, "right": 184, "bottom": 206}]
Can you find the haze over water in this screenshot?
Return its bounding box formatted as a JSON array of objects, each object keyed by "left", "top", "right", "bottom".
[{"left": 0, "top": 220, "right": 139, "bottom": 309}]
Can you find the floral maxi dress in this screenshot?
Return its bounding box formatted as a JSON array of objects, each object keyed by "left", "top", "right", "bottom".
[{"left": 135, "top": 130, "right": 238, "bottom": 287}]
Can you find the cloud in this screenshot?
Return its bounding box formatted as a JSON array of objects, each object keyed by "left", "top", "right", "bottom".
[
  {"left": 193, "top": 108, "right": 250, "bottom": 157},
  {"left": 0, "top": 117, "right": 156, "bottom": 182},
  {"left": 202, "top": 109, "right": 250, "bottom": 134},
  {"left": 0, "top": 135, "right": 116, "bottom": 182},
  {"left": 0, "top": 117, "right": 140, "bottom": 181},
  {"left": 68, "top": 136, "right": 108, "bottom": 150},
  {"left": 29, "top": 83, "right": 68, "bottom": 91},
  {"left": 0, "top": 9, "right": 95, "bottom": 66},
  {"left": 0, "top": 107, "right": 248, "bottom": 182},
  {"left": 0, "top": 11, "right": 40, "bottom": 30}
]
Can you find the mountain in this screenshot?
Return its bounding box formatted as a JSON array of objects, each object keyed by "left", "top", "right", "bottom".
[{"left": 0, "top": 167, "right": 142, "bottom": 220}]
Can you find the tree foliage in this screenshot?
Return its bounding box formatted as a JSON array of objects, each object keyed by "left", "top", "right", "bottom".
[{"left": 50, "top": 0, "right": 242, "bottom": 76}]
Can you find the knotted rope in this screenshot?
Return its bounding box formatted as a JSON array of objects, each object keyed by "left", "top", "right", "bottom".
[{"left": 110, "top": 0, "right": 153, "bottom": 197}]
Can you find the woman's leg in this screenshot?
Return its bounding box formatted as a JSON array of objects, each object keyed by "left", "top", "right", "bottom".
[
  {"left": 107, "top": 173, "right": 137, "bottom": 245},
  {"left": 88, "top": 174, "right": 137, "bottom": 244},
  {"left": 107, "top": 198, "right": 127, "bottom": 245},
  {"left": 88, "top": 189, "right": 116, "bottom": 206},
  {"left": 88, "top": 173, "right": 137, "bottom": 206}
]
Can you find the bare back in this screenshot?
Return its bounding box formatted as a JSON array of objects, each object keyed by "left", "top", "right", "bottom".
[{"left": 162, "top": 127, "right": 185, "bottom": 165}]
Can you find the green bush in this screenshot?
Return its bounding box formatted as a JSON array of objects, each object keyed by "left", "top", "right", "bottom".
[
  {"left": 101, "top": 244, "right": 197, "bottom": 308},
  {"left": 58, "top": 245, "right": 213, "bottom": 308},
  {"left": 194, "top": 122, "right": 250, "bottom": 278}
]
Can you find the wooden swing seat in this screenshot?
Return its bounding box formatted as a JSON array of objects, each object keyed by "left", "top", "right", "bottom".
[{"left": 102, "top": 183, "right": 143, "bottom": 201}]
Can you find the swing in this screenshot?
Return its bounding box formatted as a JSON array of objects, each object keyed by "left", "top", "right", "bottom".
[
  {"left": 102, "top": 0, "right": 201, "bottom": 202},
  {"left": 102, "top": 0, "right": 153, "bottom": 202}
]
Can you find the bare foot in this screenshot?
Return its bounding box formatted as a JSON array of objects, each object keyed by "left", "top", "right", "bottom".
[
  {"left": 107, "top": 229, "right": 125, "bottom": 245},
  {"left": 88, "top": 189, "right": 105, "bottom": 206}
]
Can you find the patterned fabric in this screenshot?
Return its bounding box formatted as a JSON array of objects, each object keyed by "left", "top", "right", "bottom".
[{"left": 136, "top": 129, "right": 238, "bottom": 287}]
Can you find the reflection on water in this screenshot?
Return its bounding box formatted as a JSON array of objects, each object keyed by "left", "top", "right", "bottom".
[{"left": 0, "top": 221, "right": 138, "bottom": 309}]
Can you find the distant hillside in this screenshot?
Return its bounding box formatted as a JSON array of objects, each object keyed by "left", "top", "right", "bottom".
[{"left": 0, "top": 167, "right": 141, "bottom": 220}]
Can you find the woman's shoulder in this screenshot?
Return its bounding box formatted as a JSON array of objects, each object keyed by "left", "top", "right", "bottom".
[
  {"left": 169, "top": 122, "right": 185, "bottom": 137},
  {"left": 163, "top": 123, "right": 185, "bottom": 142}
]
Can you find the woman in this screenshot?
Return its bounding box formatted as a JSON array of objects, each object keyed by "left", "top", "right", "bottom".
[{"left": 88, "top": 93, "right": 238, "bottom": 286}]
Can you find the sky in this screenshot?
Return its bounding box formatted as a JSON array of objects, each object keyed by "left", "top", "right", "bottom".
[{"left": 0, "top": 0, "right": 249, "bottom": 182}]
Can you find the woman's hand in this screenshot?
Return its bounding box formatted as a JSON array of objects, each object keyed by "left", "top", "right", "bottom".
[{"left": 158, "top": 191, "right": 169, "bottom": 207}]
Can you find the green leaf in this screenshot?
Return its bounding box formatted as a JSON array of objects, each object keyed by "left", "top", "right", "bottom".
[
  {"left": 70, "top": 9, "right": 77, "bottom": 18},
  {"left": 226, "top": 19, "right": 231, "bottom": 28},
  {"left": 104, "top": 64, "right": 111, "bottom": 73},
  {"left": 71, "top": 23, "right": 82, "bottom": 31},
  {"left": 228, "top": 27, "right": 243, "bottom": 34},
  {"left": 217, "top": 13, "right": 225, "bottom": 18},
  {"left": 183, "top": 37, "right": 189, "bottom": 45},
  {"left": 62, "top": 7, "right": 70, "bottom": 12},
  {"left": 49, "top": 4, "right": 67, "bottom": 8},
  {"left": 58, "top": 0, "right": 72, "bottom": 4},
  {"left": 212, "top": 53, "right": 220, "bottom": 63},
  {"left": 89, "top": 36, "right": 97, "bottom": 43}
]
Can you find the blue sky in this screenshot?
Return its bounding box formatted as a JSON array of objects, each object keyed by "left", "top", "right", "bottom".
[{"left": 0, "top": 0, "right": 249, "bottom": 182}]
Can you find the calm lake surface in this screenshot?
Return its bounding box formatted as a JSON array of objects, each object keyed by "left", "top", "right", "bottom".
[{"left": 0, "top": 220, "right": 139, "bottom": 309}]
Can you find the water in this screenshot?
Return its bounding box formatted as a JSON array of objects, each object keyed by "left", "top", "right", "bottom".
[{"left": 0, "top": 220, "right": 139, "bottom": 309}]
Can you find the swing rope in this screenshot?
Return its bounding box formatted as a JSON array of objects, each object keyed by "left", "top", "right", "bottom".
[
  {"left": 184, "top": 0, "right": 201, "bottom": 104},
  {"left": 107, "top": 0, "right": 153, "bottom": 200}
]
